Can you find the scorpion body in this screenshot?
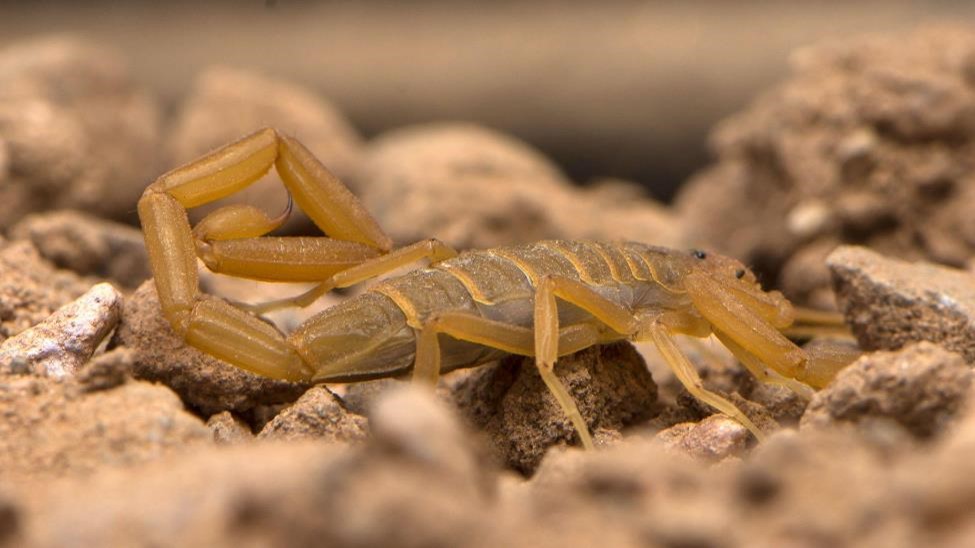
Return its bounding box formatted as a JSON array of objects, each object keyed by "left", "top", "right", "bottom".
[
  {"left": 139, "top": 128, "right": 857, "bottom": 449},
  {"left": 297, "top": 240, "right": 687, "bottom": 382}
]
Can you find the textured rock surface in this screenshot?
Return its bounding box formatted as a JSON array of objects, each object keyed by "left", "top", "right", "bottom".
[
  {"left": 258, "top": 386, "right": 368, "bottom": 443},
  {"left": 0, "top": 238, "right": 89, "bottom": 343},
  {"left": 114, "top": 281, "right": 308, "bottom": 415},
  {"left": 0, "top": 282, "right": 121, "bottom": 378},
  {"left": 0, "top": 35, "right": 161, "bottom": 227},
  {"left": 802, "top": 342, "right": 972, "bottom": 438},
  {"left": 657, "top": 414, "right": 752, "bottom": 462},
  {"left": 829, "top": 245, "right": 975, "bottom": 363},
  {"left": 10, "top": 210, "right": 150, "bottom": 288},
  {"left": 0, "top": 377, "right": 210, "bottom": 482},
  {"left": 451, "top": 342, "right": 658, "bottom": 474},
  {"left": 361, "top": 123, "right": 681, "bottom": 249},
  {"left": 206, "top": 411, "right": 253, "bottom": 445},
  {"left": 166, "top": 66, "right": 364, "bottom": 231},
  {"left": 678, "top": 26, "right": 975, "bottom": 307}
]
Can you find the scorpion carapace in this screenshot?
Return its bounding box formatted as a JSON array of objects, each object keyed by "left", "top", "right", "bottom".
[{"left": 139, "top": 128, "right": 858, "bottom": 448}]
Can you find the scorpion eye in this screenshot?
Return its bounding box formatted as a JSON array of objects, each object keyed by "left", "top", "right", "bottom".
[
  {"left": 735, "top": 269, "right": 746, "bottom": 279},
  {"left": 691, "top": 249, "right": 707, "bottom": 260}
]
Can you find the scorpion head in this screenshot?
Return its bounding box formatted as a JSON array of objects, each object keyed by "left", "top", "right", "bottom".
[{"left": 686, "top": 248, "right": 794, "bottom": 329}]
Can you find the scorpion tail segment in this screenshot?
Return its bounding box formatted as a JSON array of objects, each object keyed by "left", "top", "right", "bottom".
[
  {"left": 684, "top": 271, "right": 806, "bottom": 381},
  {"left": 185, "top": 295, "right": 313, "bottom": 382},
  {"left": 150, "top": 127, "right": 279, "bottom": 208},
  {"left": 137, "top": 190, "right": 199, "bottom": 334},
  {"left": 648, "top": 322, "right": 766, "bottom": 441},
  {"left": 275, "top": 136, "right": 393, "bottom": 253}
]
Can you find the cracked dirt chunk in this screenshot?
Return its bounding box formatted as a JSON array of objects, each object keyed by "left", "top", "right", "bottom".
[
  {"left": 801, "top": 342, "right": 971, "bottom": 439},
  {"left": 0, "top": 239, "right": 89, "bottom": 343},
  {"left": 657, "top": 415, "right": 752, "bottom": 462},
  {"left": 677, "top": 26, "right": 975, "bottom": 303},
  {"left": 360, "top": 123, "right": 681, "bottom": 250},
  {"left": 0, "top": 283, "right": 121, "bottom": 379},
  {"left": 206, "top": 411, "right": 253, "bottom": 445},
  {"left": 10, "top": 210, "right": 150, "bottom": 288},
  {"left": 828, "top": 245, "right": 975, "bottom": 363},
  {"left": 0, "top": 376, "right": 210, "bottom": 482},
  {"left": 451, "top": 342, "right": 657, "bottom": 474},
  {"left": 13, "top": 387, "right": 492, "bottom": 547},
  {"left": 114, "top": 281, "right": 308, "bottom": 415},
  {"left": 0, "top": 35, "right": 161, "bottom": 227},
  {"left": 258, "top": 386, "right": 367, "bottom": 443}
]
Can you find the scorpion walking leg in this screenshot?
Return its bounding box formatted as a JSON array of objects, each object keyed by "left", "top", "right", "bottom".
[
  {"left": 533, "top": 275, "right": 642, "bottom": 449},
  {"left": 249, "top": 239, "right": 458, "bottom": 313},
  {"left": 644, "top": 319, "right": 766, "bottom": 441},
  {"left": 414, "top": 311, "right": 604, "bottom": 450}
]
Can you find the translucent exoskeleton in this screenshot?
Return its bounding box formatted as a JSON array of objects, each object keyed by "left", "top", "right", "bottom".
[{"left": 139, "top": 128, "right": 859, "bottom": 449}]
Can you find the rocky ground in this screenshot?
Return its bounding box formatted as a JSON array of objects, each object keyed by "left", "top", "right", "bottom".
[{"left": 3, "top": 27, "right": 975, "bottom": 547}]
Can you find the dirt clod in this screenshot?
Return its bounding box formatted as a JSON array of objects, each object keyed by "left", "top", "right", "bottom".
[
  {"left": 207, "top": 411, "right": 253, "bottom": 445},
  {"left": 452, "top": 342, "right": 658, "bottom": 474},
  {"left": 678, "top": 26, "right": 975, "bottom": 305},
  {"left": 828, "top": 245, "right": 975, "bottom": 363},
  {"left": 10, "top": 210, "right": 150, "bottom": 288},
  {"left": 114, "top": 280, "right": 308, "bottom": 415},
  {"left": 258, "top": 385, "right": 368, "bottom": 443},
  {"left": 0, "top": 376, "right": 210, "bottom": 482},
  {"left": 658, "top": 414, "right": 752, "bottom": 462},
  {"left": 0, "top": 239, "right": 89, "bottom": 343},
  {"left": 801, "top": 342, "right": 972, "bottom": 439},
  {"left": 0, "top": 35, "right": 161, "bottom": 227}
]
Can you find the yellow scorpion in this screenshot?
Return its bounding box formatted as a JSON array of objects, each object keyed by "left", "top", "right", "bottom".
[{"left": 139, "top": 128, "right": 856, "bottom": 448}]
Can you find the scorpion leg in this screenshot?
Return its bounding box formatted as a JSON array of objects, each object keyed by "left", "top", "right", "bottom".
[
  {"left": 249, "top": 239, "right": 457, "bottom": 313},
  {"left": 533, "top": 275, "right": 643, "bottom": 449},
  {"left": 414, "top": 311, "right": 606, "bottom": 450},
  {"left": 644, "top": 317, "right": 766, "bottom": 440}
]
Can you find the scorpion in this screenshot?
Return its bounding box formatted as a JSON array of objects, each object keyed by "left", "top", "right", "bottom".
[{"left": 139, "top": 127, "right": 858, "bottom": 448}]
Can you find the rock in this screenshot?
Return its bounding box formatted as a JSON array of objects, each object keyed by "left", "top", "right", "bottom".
[
  {"left": 206, "top": 411, "right": 253, "bottom": 445},
  {"left": 828, "top": 245, "right": 975, "bottom": 363},
  {"left": 258, "top": 385, "right": 367, "bottom": 443},
  {"left": 0, "top": 377, "right": 210, "bottom": 482},
  {"left": 166, "top": 66, "right": 364, "bottom": 232},
  {"left": 9, "top": 210, "right": 150, "bottom": 288},
  {"left": 677, "top": 26, "right": 975, "bottom": 303},
  {"left": 657, "top": 415, "right": 752, "bottom": 462},
  {"left": 361, "top": 123, "right": 681, "bottom": 249},
  {"left": 801, "top": 342, "right": 972, "bottom": 438},
  {"left": 0, "top": 283, "right": 121, "bottom": 379},
  {"left": 114, "top": 280, "right": 308, "bottom": 415},
  {"left": 451, "top": 342, "right": 657, "bottom": 474},
  {"left": 0, "top": 239, "right": 90, "bottom": 343},
  {"left": 0, "top": 35, "right": 161, "bottom": 227},
  {"left": 76, "top": 347, "right": 134, "bottom": 393}
]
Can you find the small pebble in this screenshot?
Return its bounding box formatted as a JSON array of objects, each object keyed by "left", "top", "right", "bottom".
[
  {"left": 0, "top": 283, "right": 121, "bottom": 379},
  {"left": 258, "top": 386, "right": 367, "bottom": 443}
]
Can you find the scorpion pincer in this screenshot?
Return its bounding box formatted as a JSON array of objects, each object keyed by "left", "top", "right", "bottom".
[{"left": 139, "top": 128, "right": 858, "bottom": 449}]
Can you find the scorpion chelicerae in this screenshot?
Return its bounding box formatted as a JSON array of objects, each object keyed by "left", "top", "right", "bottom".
[{"left": 139, "top": 128, "right": 858, "bottom": 448}]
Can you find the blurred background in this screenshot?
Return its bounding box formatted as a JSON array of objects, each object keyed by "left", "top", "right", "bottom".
[{"left": 5, "top": 0, "right": 975, "bottom": 200}]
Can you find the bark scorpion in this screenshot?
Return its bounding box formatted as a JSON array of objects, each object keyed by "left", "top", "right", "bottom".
[{"left": 139, "top": 128, "right": 857, "bottom": 448}]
